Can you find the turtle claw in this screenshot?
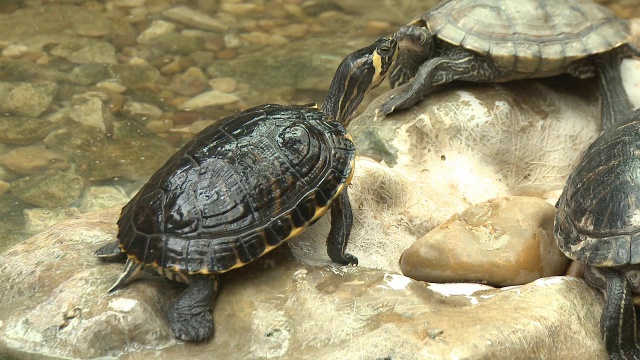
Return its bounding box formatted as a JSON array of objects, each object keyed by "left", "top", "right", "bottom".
[
  {"left": 343, "top": 253, "right": 358, "bottom": 266},
  {"left": 380, "top": 99, "right": 396, "bottom": 115},
  {"left": 168, "top": 309, "right": 214, "bottom": 343},
  {"left": 380, "top": 91, "right": 421, "bottom": 115}
]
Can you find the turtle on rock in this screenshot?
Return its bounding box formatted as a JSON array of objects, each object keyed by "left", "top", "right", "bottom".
[
  {"left": 95, "top": 37, "right": 398, "bottom": 342},
  {"left": 381, "top": 0, "right": 639, "bottom": 130},
  {"left": 555, "top": 108, "right": 640, "bottom": 359}
]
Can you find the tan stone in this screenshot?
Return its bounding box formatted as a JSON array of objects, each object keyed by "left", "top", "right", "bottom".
[
  {"left": 0, "top": 145, "right": 68, "bottom": 176},
  {"left": 0, "top": 209, "right": 607, "bottom": 359},
  {"left": 401, "top": 196, "right": 571, "bottom": 286}
]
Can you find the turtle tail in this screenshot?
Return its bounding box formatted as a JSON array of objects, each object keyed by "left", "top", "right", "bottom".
[{"left": 108, "top": 258, "right": 143, "bottom": 294}]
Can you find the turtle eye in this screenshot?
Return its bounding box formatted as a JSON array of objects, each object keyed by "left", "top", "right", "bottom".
[{"left": 379, "top": 45, "right": 391, "bottom": 55}]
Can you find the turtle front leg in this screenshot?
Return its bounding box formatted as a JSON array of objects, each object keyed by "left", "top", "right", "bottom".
[
  {"left": 326, "top": 188, "right": 358, "bottom": 265},
  {"left": 167, "top": 275, "right": 220, "bottom": 343},
  {"left": 381, "top": 45, "right": 498, "bottom": 114},
  {"left": 594, "top": 48, "right": 635, "bottom": 131},
  {"left": 589, "top": 267, "right": 640, "bottom": 359}
]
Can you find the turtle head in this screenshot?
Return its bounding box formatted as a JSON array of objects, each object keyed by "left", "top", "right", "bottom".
[
  {"left": 389, "top": 20, "right": 435, "bottom": 89},
  {"left": 322, "top": 37, "right": 398, "bottom": 126}
]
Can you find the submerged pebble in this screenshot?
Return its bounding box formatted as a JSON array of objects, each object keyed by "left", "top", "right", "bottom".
[
  {"left": 10, "top": 170, "right": 84, "bottom": 208},
  {"left": 179, "top": 90, "right": 240, "bottom": 110},
  {"left": 0, "top": 145, "right": 68, "bottom": 176},
  {"left": 0, "top": 82, "right": 57, "bottom": 117}
]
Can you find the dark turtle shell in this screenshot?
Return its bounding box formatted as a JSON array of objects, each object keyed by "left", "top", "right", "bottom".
[
  {"left": 116, "top": 103, "right": 355, "bottom": 274},
  {"left": 555, "top": 117, "right": 640, "bottom": 267}
]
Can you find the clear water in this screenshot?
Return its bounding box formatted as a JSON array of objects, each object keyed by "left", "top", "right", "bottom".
[{"left": 0, "top": 0, "right": 634, "bottom": 252}]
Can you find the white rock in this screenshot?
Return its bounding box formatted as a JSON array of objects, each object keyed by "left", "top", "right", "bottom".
[
  {"left": 179, "top": 90, "right": 240, "bottom": 110},
  {"left": 162, "top": 6, "right": 228, "bottom": 32},
  {"left": 68, "top": 98, "right": 106, "bottom": 132},
  {"left": 137, "top": 20, "right": 177, "bottom": 45}
]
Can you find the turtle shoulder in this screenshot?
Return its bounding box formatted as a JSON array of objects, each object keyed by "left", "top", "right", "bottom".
[
  {"left": 555, "top": 120, "right": 640, "bottom": 267},
  {"left": 117, "top": 104, "right": 355, "bottom": 274},
  {"left": 425, "top": 0, "right": 630, "bottom": 73}
]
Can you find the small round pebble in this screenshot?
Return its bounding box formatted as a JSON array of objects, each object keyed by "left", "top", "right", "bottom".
[{"left": 209, "top": 77, "right": 238, "bottom": 93}]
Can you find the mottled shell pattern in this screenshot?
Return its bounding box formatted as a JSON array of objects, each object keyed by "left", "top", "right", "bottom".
[{"left": 424, "top": 0, "right": 630, "bottom": 73}]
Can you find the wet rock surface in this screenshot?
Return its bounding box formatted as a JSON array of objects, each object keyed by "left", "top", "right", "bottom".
[
  {"left": 0, "top": 82, "right": 57, "bottom": 117},
  {"left": 0, "top": 209, "right": 607, "bottom": 359},
  {"left": 10, "top": 169, "right": 84, "bottom": 208},
  {"left": 401, "top": 196, "right": 571, "bottom": 286}
]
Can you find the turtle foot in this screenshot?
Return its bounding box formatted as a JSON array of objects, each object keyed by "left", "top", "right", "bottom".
[
  {"left": 168, "top": 308, "right": 214, "bottom": 343},
  {"left": 168, "top": 275, "right": 219, "bottom": 342},
  {"left": 333, "top": 252, "right": 358, "bottom": 266}
]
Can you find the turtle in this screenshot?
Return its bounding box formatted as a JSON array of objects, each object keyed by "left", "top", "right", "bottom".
[
  {"left": 381, "top": 0, "right": 639, "bottom": 131},
  {"left": 94, "top": 37, "right": 398, "bottom": 342},
  {"left": 555, "top": 108, "right": 640, "bottom": 359}
]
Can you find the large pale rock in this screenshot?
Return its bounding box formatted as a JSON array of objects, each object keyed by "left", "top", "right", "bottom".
[
  {"left": 0, "top": 209, "right": 607, "bottom": 359},
  {"left": 401, "top": 196, "right": 571, "bottom": 286}
]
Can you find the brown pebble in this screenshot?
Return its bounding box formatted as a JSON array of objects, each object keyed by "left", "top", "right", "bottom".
[
  {"left": 240, "top": 31, "right": 273, "bottom": 46},
  {"left": 171, "top": 111, "right": 205, "bottom": 125},
  {"left": 172, "top": 67, "right": 208, "bottom": 96},
  {"left": 269, "top": 34, "right": 289, "bottom": 46},
  {"left": 272, "top": 23, "right": 309, "bottom": 39},
  {"left": 221, "top": 3, "right": 264, "bottom": 16},
  {"left": 216, "top": 49, "right": 238, "bottom": 59},
  {"left": 0, "top": 180, "right": 9, "bottom": 196},
  {"left": 204, "top": 36, "right": 225, "bottom": 52},
  {"left": 189, "top": 119, "right": 215, "bottom": 134},
  {"left": 257, "top": 19, "right": 283, "bottom": 31},
  {"left": 367, "top": 20, "right": 392, "bottom": 30},
  {"left": 160, "top": 61, "right": 183, "bottom": 75},
  {"left": 269, "top": 7, "right": 289, "bottom": 19},
  {"left": 106, "top": 91, "right": 126, "bottom": 114},
  {"left": 35, "top": 54, "right": 50, "bottom": 65},
  {"left": 283, "top": 4, "right": 304, "bottom": 18},
  {"left": 360, "top": 20, "right": 392, "bottom": 36},
  {"left": 146, "top": 119, "right": 175, "bottom": 134},
  {"left": 209, "top": 77, "right": 238, "bottom": 93},
  {"left": 309, "top": 23, "right": 327, "bottom": 34}
]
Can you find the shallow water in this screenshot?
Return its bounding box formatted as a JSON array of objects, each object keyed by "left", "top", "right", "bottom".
[{"left": 0, "top": 0, "right": 636, "bottom": 251}]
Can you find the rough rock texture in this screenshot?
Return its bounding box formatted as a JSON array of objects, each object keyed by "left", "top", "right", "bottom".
[
  {"left": 10, "top": 170, "right": 84, "bottom": 208},
  {"left": 338, "top": 78, "right": 603, "bottom": 273},
  {"left": 401, "top": 196, "right": 571, "bottom": 286},
  {"left": 0, "top": 82, "right": 57, "bottom": 117},
  {"left": 0, "top": 145, "right": 68, "bottom": 176},
  {"left": 0, "top": 209, "right": 607, "bottom": 359}
]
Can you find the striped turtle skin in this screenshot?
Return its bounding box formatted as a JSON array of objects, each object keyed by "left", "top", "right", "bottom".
[
  {"left": 117, "top": 103, "right": 355, "bottom": 274},
  {"left": 555, "top": 108, "right": 640, "bottom": 359},
  {"left": 381, "top": 0, "right": 638, "bottom": 130}
]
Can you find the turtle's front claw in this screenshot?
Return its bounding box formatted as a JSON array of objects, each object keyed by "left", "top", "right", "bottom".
[
  {"left": 381, "top": 91, "right": 421, "bottom": 115},
  {"left": 380, "top": 99, "right": 397, "bottom": 115}
]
